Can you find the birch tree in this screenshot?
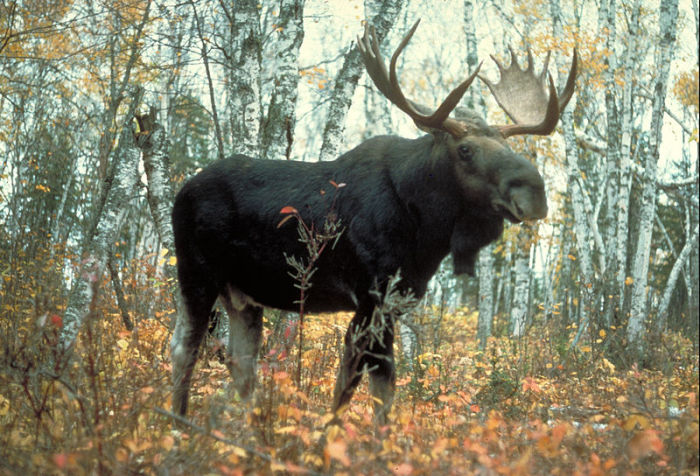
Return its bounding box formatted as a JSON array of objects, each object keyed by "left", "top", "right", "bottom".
[
  {"left": 510, "top": 226, "right": 532, "bottom": 337},
  {"left": 628, "top": 0, "right": 680, "bottom": 357},
  {"left": 58, "top": 87, "right": 145, "bottom": 360},
  {"left": 656, "top": 227, "right": 699, "bottom": 332},
  {"left": 318, "top": 0, "right": 403, "bottom": 161},
  {"left": 260, "top": 0, "right": 305, "bottom": 160},
  {"left": 221, "top": 0, "right": 262, "bottom": 157}
]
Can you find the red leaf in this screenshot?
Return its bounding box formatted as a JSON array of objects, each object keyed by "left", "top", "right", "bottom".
[
  {"left": 52, "top": 454, "right": 68, "bottom": 468},
  {"left": 50, "top": 314, "right": 63, "bottom": 328},
  {"left": 280, "top": 206, "right": 298, "bottom": 214}
]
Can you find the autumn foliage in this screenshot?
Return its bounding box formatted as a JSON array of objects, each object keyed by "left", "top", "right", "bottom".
[{"left": 1, "top": 247, "right": 698, "bottom": 475}]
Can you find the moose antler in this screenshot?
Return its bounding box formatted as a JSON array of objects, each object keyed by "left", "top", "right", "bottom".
[
  {"left": 479, "top": 46, "right": 578, "bottom": 138},
  {"left": 357, "top": 19, "right": 482, "bottom": 137}
]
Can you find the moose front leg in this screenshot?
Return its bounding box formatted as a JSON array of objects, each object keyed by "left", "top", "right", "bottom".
[
  {"left": 367, "top": 326, "right": 396, "bottom": 427},
  {"left": 331, "top": 300, "right": 396, "bottom": 426}
]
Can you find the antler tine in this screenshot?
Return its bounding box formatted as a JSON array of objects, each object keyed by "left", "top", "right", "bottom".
[
  {"left": 480, "top": 47, "right": 577, "bottom": 138},
  {"left": 358, "top": 19, "right": 480, "bottom": 136},
  {"left": 525, "top": 47, "right": 534, "bottom": 73},
  {"left": 557, "top": 48, "right": 578, "bottom": 113},
  {"left": 539, "top": 50, "right": 551, "bottom": 82}
]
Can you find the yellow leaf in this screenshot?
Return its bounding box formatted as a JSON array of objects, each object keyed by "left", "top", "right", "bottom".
[
  {"left": 625, "top": 276, "right": 634, "bottom": 285},
  {"left": 579, "top": 345, "right": 591, "bottom": 352},
  {"left": 599, "top": 329, "right": 607, "bottom": 338},
  {"left": 275, "top": 425, "right": 297, "bottom": 435},
  {"left": 168, "top": 256, "right": 177, "bottom": 266},
  {"left": 160, "top": 248, "right": 169, "bottom": 257},
  {"left": 0, "top": 394, "right": 9, "bottom": 416},
  {"left": 623, "top": 414, "right": 650, "bottom": 431}
]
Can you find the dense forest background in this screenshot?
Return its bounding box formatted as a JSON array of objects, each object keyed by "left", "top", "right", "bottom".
[{"left": 0, "top": 0, "right": 698, "bottom": 474}]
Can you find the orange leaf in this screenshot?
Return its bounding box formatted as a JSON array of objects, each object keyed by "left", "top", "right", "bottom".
[
  {"left": 325, "top": 440, "right": 350, "bottom": 467},
  {"left": 522, "top": 376, "right": 541, "bottom": 393},
  {"left": 627, "top": 429, "right": 664, "bottom": 462},
  {"left": 160, "top": 435, "right": 174, "bottom": 451},
  {"left": 393, "top": 463, "right": 414, "bottom": 475}
]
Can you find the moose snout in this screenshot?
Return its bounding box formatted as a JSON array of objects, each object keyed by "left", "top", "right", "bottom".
[
  {"left": 512, "top": 185, "right": 548, "bottom": 221},
  {"left": 493, "top": 185, "right": 548, "bottom": 223}
]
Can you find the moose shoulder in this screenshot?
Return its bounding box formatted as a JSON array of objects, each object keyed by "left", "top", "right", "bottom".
[{"left": 170, "top": 20, "right": 577, "bottom": 424}]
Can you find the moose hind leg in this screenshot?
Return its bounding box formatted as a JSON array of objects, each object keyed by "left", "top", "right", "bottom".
[
  {"left": 171, "top": 288, "right": 217, "bottom": 416},
  {"left": 220, "top": 287, "right": 263, "bottom": 400}
]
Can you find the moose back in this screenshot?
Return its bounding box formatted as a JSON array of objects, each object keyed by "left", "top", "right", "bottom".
[{"left": 170, "top": 20, "right": 577, "bottom": 424}]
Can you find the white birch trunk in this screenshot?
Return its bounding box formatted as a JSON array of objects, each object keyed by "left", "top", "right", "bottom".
[
  {"left": 58, "top": 90, "right": 144, "bottom": 359},
  {"left": 656, "top": 228, "right": 699, "bottom": 332},
  {"left": 510, "top": 226, "right": 532, "bottom": 337},
  {"left": 627, "top": 0, "right": 679, "bottom": 356},
  {"left": 610, "top": 1, "right": 641, "bottom": 326},
  {"left": 318, "top": 0, "right": 403, "bottom": 162},
  {"left": 562, "top": 112, "right": 597, "bottom": 347},
  {"left": 225, "top": 0, "right": 262, "bottom": 157},
  {"left": 139, "top": 112, "right": 175, "bottom": 253},
  {"left": 260, "top": 0, "right": 304, "bottom": 161},
  {"left": 600, "top": 0, "right": 621, "bottom": 327},
  {"left": 477, "top": 243, "right": 495, "bottom": 348},
  {"left": 550, "top": 0, "right": 595, "bottom": 347}
]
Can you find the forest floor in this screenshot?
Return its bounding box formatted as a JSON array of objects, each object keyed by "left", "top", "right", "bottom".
[{"left": 1, "top": 302, "right": 698, "bottom": 475}]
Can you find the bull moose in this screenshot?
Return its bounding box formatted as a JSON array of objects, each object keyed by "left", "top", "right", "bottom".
[{"left": 170, "top": 20, "right": 577, "bottom": 425}]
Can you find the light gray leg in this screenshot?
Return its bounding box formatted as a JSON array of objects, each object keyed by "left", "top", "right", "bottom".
[
  {"left": 219, "top": 287, "right": 263, "bottom": 400},
  {"left": 171, "top": 290, "right": 214, "bottom": 416}
]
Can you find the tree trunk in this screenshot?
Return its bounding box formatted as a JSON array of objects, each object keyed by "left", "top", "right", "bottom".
[
  {"left": 137, "top": 109, "right": 176, "bottom": 253},
  {"left": 627, "top": 0, "right": 679, "bottom": 358},
  {"left": 477, "top": 243, "right": 495, "bottom": 348},
  {"left": 510, "top": 225, "right": 532, "bottom": 337},
  {"left": 613, "top": 1, "right": 641, "bottom": 325},
  {"left": 223, "top": 0, "right": 262, "bottom": 157},
  {"left": 549, "top": 0, "right": 595, "bottom": 347},
  {"left": 318, "top": 0, "right": 403, "bottom": 162},
  {"left": 599, "top": 0, "right": 620, "bottom": 328},
  {"left": 656, "top": 227, "right": 699, "bottom": 332},
  {"left": 58, "top": 88, "right": 145, "bottom": 361},
  {"left": 260, "top": 0, "right": 305, "bottom": 160}
]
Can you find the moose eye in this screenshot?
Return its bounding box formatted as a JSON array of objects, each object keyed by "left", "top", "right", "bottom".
[{"left": 458, "top": 144, "right": 473, "bottom": 161}]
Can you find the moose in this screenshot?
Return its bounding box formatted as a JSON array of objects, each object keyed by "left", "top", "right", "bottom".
[{"left": 170, "top": 20, "right": 577, "bottom": 425}]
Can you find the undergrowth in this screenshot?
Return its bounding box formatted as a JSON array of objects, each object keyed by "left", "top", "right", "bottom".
[{"left": 0, "top": 250, "right": 698, "bottom": 475}]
